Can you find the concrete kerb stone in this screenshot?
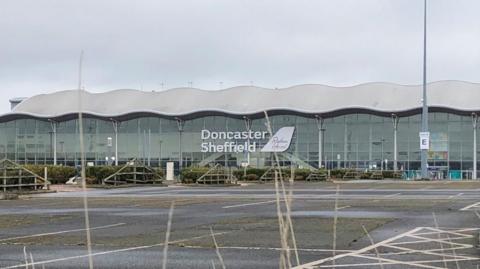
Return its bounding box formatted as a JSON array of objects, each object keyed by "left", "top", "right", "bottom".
[{"left": 0, "top": 192, "right": 19, "bottom": 200}]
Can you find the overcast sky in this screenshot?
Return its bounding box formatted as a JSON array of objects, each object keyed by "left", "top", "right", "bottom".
[{"left": 0, "top": 0, "right": 479, "bottom": 113}]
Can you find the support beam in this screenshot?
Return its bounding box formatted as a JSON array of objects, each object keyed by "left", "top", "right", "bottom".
[
  {"left": 112, "top": 120, "right": 119, "bottom": 166},
  {"left": 243, "top": 117, "right": 252, "bottom": 166},
  {"left": 473, "top": 113, "right": 478, "bottom": 180},
  {"left": 148, "top": 129, "right": 151, "bottom": 167},
  {"left": 392, "top": 114, "right": 399, "bottom": 171},
  {"left": 315, "top": 116, "right": 325, "bottom": 169},
  {"left": 176, "top": 118, "right": 185, "bottom": 175},
  {"left": 343, "top": 118, "right": 347, "bottom": 169},
  {"left": 50, "top": 120, "right": 57, "bottom": 165}
]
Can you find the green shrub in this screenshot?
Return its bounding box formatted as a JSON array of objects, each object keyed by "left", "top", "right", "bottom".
[
  {"left": 234, "top": 167, "right": 327, "bottom": 181},
  {"left": 180, "top": 167, "right": 210, "bottom": 183},
  {"left": 152, "top": 168, "right": 164, "bottom": 177},
  {"left": 22, "top": 164, "right": 163, "bottom": 184},
  {"left": 291, "top": 168, "right": 316, "bottom": 180},
  {"left": 245, "top": 174, "right": 259, "bottom": 181},
  {"left": 86, "top": 166, "right": 123, "bottom": 184},
  {"left": 360, "top": 172, "right": 372, "bottom": 179},
  {"left": 330, "top": 169, "right": 346, "bottom": 179},
  {"left": 23, "top": 165, "right": 76, "bottom": 184},
  {"left": 381, "top": 170, "right": 402, "bottom": 179}
]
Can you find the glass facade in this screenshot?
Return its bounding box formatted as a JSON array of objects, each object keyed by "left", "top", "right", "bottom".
[{"left": 0, "top": 112, "right": 478, "bottom": 179}]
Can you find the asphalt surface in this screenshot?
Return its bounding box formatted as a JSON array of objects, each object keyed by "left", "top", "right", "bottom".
[{"left": 0, "top": 181, "right": 478, "bottom": 269}]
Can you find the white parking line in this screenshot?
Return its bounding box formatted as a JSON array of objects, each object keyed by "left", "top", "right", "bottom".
[
  {"left": 292, "top": 226, "right": 480, "bottom": 269},
  {"left": 448, "top": 193, "right": 464, "bottom": 199},
  {"left": 0, "top": 231, "right": 230, "bottom": 269},
  {"left": 0, "top": 223, "right": 126, "bottom": 242},
  {"left": 459, "top": 201, "right": 480, "bottom": 211},
  {"left": 384, "top": 193, "right": 401, "bottom": 198},
  {"left": 183, "top": 245, "right": 353, "bottom": 253},
  {"left": 222, "top": 200, "right": 279, "bottom": 209}
]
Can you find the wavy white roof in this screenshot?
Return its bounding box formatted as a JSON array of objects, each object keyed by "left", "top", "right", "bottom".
[{"left": 6, "top": 80, "right": 480, "bottom": 120}]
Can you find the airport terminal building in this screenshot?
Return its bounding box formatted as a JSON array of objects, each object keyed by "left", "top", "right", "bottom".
[{"left": 2, "top": 80, "right": 480, "bottom": 179}]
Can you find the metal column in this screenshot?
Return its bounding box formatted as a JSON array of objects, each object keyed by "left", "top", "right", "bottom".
[
  {"left": 420, "top": 0, "right": 429, "bottom": 178},
  {"left": 316, "top": 116, "right": 325, "bottom": 169},
  {"left": 343, "top": 118, "right": 347, "bottom": 169},
  {"left": 244, "top": 117, "right": 252, "bottom": 165},
  {"left": 112, "top": 120, "right": 119, "bottom": 166},
  {"left": 176, "top": 118, "right": 185, "bottom": 174},
  {"left": 473, "top": 113, "right": 478, "bottom": 180},
  {"left": 50, "top": 121, "right": 57, "bottom": 165},
  {"left": 392, "top": 114, "right": 399, "bottom": 171}
]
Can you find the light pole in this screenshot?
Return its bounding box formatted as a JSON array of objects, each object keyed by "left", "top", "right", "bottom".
[
  {"left": 473, "top": 113, "right": 478, "bottom": 180},
  {"left": 420, "top": 0, "right": 429, "bottom": 179}
]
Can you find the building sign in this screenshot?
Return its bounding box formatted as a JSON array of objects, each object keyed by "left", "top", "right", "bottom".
[
  {"left": 201, "top": 127, "right": 295, "bottom": 153},
  {"left": 260, "top": 127, "right": 295, "bottom": 153},
  {"left": 419, "top": 132, "right": 430, "bottom": 150}
]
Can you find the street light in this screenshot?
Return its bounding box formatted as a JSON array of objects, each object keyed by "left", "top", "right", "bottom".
[{"left": 420, "top": 0, "right": 429, "bottom": 179}]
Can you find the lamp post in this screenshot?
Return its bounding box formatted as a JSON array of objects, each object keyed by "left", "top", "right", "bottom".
[
  {"left": 420, "top": 0, "right": 429, "bottom": 179},
  {"left": 473, "top": 113, "right": 478, "bottom": 180}
]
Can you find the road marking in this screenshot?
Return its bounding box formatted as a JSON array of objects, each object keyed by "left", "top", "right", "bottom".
[
  {"left": 384, "top": 193, "right": 401, "bottom": 198},
  {"left": 0, "top": 231, "right": 230, "bottom": 269},
  {"left": 448, "top": 193, "right": 464, "bottom": 199},
  {"left": 18, "top": 201, "right": 64, "bottom": 208},
  {"left": 336, "top": 205, "right": 351, "bottom": 210},
  {"left": 222, "top": 200, "right": 279, "bottom": 209},
  {"left": 459, "top": 201, "right": 480, "bottom": 211},
  {"left": 0, "top": 223, "right": 126, "bottom": 242},
  {"left": 182, "top": 245, "right": 353, "bottom": 253},
  {"left": 292, "top": 226, "right": 480, "bottom": 269}
]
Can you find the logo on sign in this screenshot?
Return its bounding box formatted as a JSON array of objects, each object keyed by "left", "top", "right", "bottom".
[{"left": 261, "top": 127, "right": 295, "bottom": 152}]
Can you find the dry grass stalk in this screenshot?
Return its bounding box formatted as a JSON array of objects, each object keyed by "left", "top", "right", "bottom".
[
  {"left": 361, "top": 225, "right": 384, "bottom": 269},
  {"left": 162, "top": 201, "right": 175, "bottom": 269},
  {"left": 77, "top": 51, "right": 94, "bottom": 269},
  {"left": 274, "top": 171, "right": 290, "bottom": 269},
  {"left": 264, "top": 111, "right": 300, "bottom": 268},
  {"left": 210, "top": 226, "right": 226, "bottom": 269}
]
